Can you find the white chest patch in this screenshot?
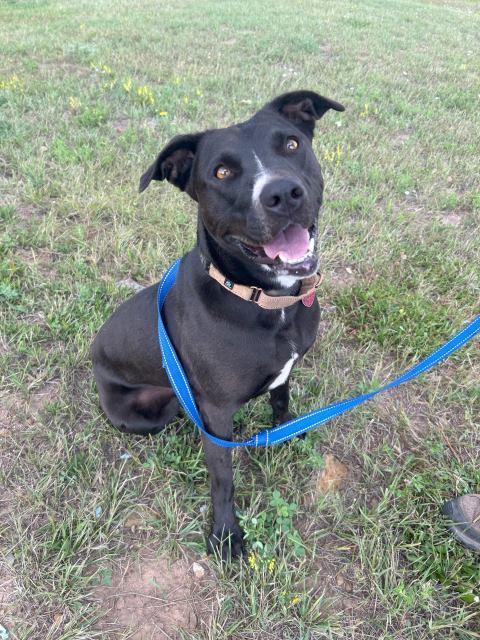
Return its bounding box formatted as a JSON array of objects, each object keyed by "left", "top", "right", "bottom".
[
  {"left": 268, "top": 352, "right": 298, "bottom": 390},
  {"left": 275, "top": 274, "right": 301, "bottom": 288}
]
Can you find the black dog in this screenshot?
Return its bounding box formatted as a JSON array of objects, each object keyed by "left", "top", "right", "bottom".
[{"left": 92, "top": 91, "right": 344, "bottom": 559}]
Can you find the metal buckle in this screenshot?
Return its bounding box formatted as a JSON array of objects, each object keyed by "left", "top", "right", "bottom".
[{"left": 249, "top": 287, "right": 262, "bottom": 303}]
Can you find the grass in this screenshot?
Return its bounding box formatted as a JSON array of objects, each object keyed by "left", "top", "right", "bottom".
[{"left": 0, "top": 0, "right": 479, "bottom": 638}]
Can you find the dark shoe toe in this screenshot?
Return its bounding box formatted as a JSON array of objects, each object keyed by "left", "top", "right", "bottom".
[{"left": 442, "top": 494, "right": 480, "bottom": 552}]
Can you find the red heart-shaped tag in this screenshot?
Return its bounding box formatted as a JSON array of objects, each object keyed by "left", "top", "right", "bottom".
[{"left": 302, "top": 291, "right": 315, "bottom": 307}]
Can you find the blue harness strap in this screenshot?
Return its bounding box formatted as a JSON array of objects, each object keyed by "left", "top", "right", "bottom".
[{"left": 157, "top": 258, "right": 480, "bottom": 448}]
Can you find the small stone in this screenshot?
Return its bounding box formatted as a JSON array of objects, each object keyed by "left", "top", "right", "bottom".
[
  {"left": 116, "top": 278, "right": 145, "bottom": 293},
  {"left": 336, "top": 573, "right": 354, "bottom": 592},
  {"left": 342, "top": 597, "right": 356, "bottom": 609},
  {"left": 125, "top": 514, "right": 143, "bottom": 531},
  {"left": 191, "top": 562, "right": 205, "bottom": 580}
]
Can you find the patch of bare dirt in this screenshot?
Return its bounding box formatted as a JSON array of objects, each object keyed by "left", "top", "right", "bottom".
[
  {"left": 0, "top": 335, "right": 9, "bottom": 357},
  {"left": 0, "top": 560, "right": 18, "bottom": 622},
  {"left": 300, "top": 545, "right": 363, "bottom": 616},
  {"left": 329, "top": 266, "right": 356, "bottom": 290},
  {"left": 391, "top": 131, "right": 411, "bottom": 149},
  {"left": 38, "top": 60, "right": 90, "bottom": 77},
  {"left": 0, "top": 391, "right": 24, "bottom": 435},
  {"left": 93, "top": 553, "right": 215, "bottom": 639},
  {"left": 438, "top": 212, "right": 462, "bottom": 227},
  {"left": 0, "top": 566, "right": 18, "bottom": 640},
  {"left": 16, "top": 203, "right": 47, "bottom": 221},
  {"left": 0, "top": 158, "right": 13, "bottom": 178},
  {"left": 0, "top": 391, "right": 30, "bottom": 490},
  {"left": 0, "top": 399, "right": 24, "bottom": 637},
  {"left": 374, "top": 385, "right": 431, "bottom": 437},
  {"left": 0, "top": 381, "right": 59, "bottom": 437},
  {"left": 113, "top": 117, "right": 131, "bottom": 135},
  {"left": 15, "top": 247, "right": 58, "bottom": 279},
  {"left": 29, "top": 380, "right": 60, "bottom": 414}
]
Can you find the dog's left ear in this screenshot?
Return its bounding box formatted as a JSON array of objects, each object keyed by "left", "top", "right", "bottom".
[
  {"left": 139, "top": 132, "right": 204, "bottom": 198},
  {"left": 264, "top": 90, "right": 345, "bottom": 139}
]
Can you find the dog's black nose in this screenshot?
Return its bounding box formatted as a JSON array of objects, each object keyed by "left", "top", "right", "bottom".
[{"left": 260, "top": 179, "right": 304, "bottom": 213}]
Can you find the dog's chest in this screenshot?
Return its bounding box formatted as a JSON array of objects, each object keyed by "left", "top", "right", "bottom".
[
  {"left": 171, "top": 270, "right": 320, "bottom": 404},
  {"left": 255, "top": 309, "right": 318, "bottom": 395}
]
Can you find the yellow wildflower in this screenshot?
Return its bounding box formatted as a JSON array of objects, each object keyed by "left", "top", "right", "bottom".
[
  {"left": 68, "top": 96, "right": 81, "bottom": 113},
  {"left": 136, "top": 85, "right": 155, "bottom": 106},
  {"left": 324, "top": 145, "right": 342, "bottom": 166},
  {"left": 100, "top": 64, "right": 113, "bottom": 76},
  {"left": 91, "top": 62, "right": 114, "bottom": 77},
  {"left": 267, "top": 558, "right": 276, "bottom": 574},
  {"left": 158, "top": 110, "right": 168, "bottom": 117},
  {"left": 360, "top": 103, "right": 369, "bottom": 117},
  {"left": 248, "top": 552, "right": 258, "bottom": 570},
  {"left": 103, "top": 79, "right": 116, "bottom": 90},
  {"left": 123, "top": 78, "right": 132, "bottom": 93},
  {"left": 290, "top": 595, "right": 300, "bottom": 605},
  {"left": 0, "top": 74, "right": 20, "bottom": 91}
]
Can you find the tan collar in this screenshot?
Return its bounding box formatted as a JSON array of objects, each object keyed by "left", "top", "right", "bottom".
[{"left": 207, "top": 262, "right": 322, "bottom": 310}]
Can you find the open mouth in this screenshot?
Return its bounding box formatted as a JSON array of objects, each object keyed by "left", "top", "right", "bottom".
[{"left": 232, "top": 223, "right": 318, "bottom": 276}]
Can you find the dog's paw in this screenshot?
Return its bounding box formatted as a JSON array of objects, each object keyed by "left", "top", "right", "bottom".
[
  {"left": 273, "top": 410, "right": 294, "bottom": 426},
  {"left": 207, "top": 523, "right": 245, "bottom": 561}
]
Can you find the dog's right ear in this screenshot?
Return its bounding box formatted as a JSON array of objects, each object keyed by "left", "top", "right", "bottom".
[
  {"left": 264, "top": 91, "right": 345, "bottom": 140},
  {"left": 139, "top": 132, "right": 204, "bottom": 197}
]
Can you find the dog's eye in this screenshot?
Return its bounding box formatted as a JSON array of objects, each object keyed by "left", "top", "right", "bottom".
[
  {"left": 285, "top": 137, "right": 299, "bottom": 152},
  {"left": 215, "top": 165, "right": 232, "bottom": 180}
]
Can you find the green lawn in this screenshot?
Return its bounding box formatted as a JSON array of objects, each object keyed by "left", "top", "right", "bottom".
[{"left": 1, "top": 0, "right": 479, "bottom": 638}]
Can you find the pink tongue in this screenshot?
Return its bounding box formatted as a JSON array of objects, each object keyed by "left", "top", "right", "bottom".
[{"left": 263, "top": 224, "right": 310, "bottom": 261}]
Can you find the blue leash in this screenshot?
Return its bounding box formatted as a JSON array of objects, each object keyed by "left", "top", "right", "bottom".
[{"left": 157, "top": 258, "right": 480, "bottom": 448}]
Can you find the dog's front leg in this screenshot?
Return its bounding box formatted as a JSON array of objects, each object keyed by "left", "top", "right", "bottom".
[
  {"left": 199, "top": 401, "right": 244, "bottom": 560},
  {"left": 270, "top": 379, "right": 293, "bottom": 425}
]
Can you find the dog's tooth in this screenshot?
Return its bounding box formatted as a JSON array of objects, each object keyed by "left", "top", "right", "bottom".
[{"left": 283, "top": 251, "right": 314, "bottom": 265}]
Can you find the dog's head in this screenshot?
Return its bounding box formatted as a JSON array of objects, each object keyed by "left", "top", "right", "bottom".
[{"left": 140, "top": 91, "right": 344, "bottom": 279}]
